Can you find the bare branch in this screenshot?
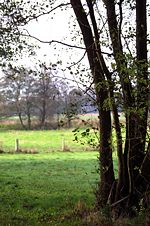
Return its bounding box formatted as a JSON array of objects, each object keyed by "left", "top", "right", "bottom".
[
  {"left": 118, "top": 0, "right": 124, "bottom": 40},
  {"left": 122, "top": 34, "right": 134, "bottom": 57},
  {"left": 21, "top": 3, "right": 71, "bottom": 25},
  {"left": 21, "top": 30, "right": 113, "bottom": 55},
  {"left": 22, "top": 31, "right": 86, "bottom": 50},
  {"left": 111, "top": 195, "right": 130, "bottom": 207},
  {"left": 66, "top": 51, "right": 87, "bottom": 69}
]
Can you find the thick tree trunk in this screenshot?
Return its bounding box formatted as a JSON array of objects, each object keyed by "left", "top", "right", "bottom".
[
  {"left": 71, "top": 0, "right": 115, "bottom": 206},
  {"left": 97, "top": 93, "right": 115, "bottom": 206},
  {"left": 134, "top": 0, "right": 148, "bottom": 173}
]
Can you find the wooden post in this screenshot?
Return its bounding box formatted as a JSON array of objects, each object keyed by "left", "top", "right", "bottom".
[
  {"left": 15, "top": 139, "right": 20, "bottom": 152},
  {"left": 62, "top": 137, "right": 70, "bottom": 152},
  {"left": 62, "top": 137, "right": 65, "bottom": 151}
]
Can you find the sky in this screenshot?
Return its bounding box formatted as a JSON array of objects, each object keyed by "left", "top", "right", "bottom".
[
  {"left": 17, "top": 1, "right": 150, "bottom": 87},
  {"left": 23, "top": 4, "right": 85, "bottom": 68},
  {"left": 20, "top": 3, "right": 89, "bottom": 88}
]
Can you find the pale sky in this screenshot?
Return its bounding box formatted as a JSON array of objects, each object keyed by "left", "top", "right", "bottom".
[
  {"left": 23, "top": 4, "right": 85, "bottom": 68},
  {"left": 18, "top": 1, "right": 150, "bottom": 85},
  {"left": 19, "top": 4, "right": 89, "bottom": 87}
]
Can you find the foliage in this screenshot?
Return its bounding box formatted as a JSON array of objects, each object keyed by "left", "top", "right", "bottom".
[
  {"left": 0, "top": 0, "right": 36, "bottom": 61},
  {"left": 73, "top": 126, "right": 99, "bottom": 149}
]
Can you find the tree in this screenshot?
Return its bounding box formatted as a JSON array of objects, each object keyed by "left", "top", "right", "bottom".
[
  {"left": 0, "top": 0, "right": 34, "bottom": 61},
  {"left": 1, "top": 65, "right": 36, "bottom": 129},
  {"left": 70, "top": 0, "right": 150, "bottom": 217},
  {"left": 33, "top": 63, "right": 59, "bottom": 128},
  {"left": 0, "top": 64, "right": 59, "bottom": 129},
  {"left": 63, "top": 88, "right": 84, "bottom": 128}
]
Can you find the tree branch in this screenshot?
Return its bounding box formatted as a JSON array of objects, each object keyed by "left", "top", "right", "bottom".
[
  {"left": 118, "top": 0, "right": 124, "bottom": 40},
  {"left": 22, "top": 31, "right": 85, "bottom": 49},
  {"left": 21, "top": 3, "right": 71, "bottom": 25},
  {"left": 66, "top": 51, "right": 87, "bottom": 69},
  {"left": 21, "top": 30, "right": 112, "bottom": 55}
]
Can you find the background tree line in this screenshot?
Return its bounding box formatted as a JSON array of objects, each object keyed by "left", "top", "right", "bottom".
[{"left": 0, "top": 63, "right": 95, "bottom": 130}]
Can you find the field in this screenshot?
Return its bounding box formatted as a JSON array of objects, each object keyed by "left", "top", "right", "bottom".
[
  {"left": 0, "top": 152, "right": 99, "bottom": 225},
  {"left": 0, "top": 150, "right": 145, "bottom": 226},
  {"left": 0, "top": 116, "right": 147, "bottom": 226},
  {"left": 0, "top": 126, "right": 99, "bottom": 225},
  {"left": 0, "top": 129, "right": 88, "bottom": 153}
]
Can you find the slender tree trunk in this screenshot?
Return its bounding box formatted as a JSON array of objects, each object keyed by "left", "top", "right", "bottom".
[
  {"left": 26, "top": 101, "right": 31, "bottom": 130},
  {"left": 18, "top": 112, "right": 25, "bottom": 129},
  {"left": 111, "top": 99, "right": 125, "bottom": 202},
  {"left": 16, "top": 104, "right": 26, "bottom": 130},
  {"left": 27, "top": 112, "right": 31, "bottom": 130},
  {"left": 40, "top": 100, "right": 46, "bottom": 128},
  {"left": 102, "top": 0, "right": 133, "bottom": 206}
]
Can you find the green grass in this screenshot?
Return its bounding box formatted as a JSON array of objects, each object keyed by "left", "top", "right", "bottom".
[
  {"left": 0, "top": 129, "right": 91, "bottom": 152},
  {"left": 0, "top": 152, "right": 99, "bottom": 225}
]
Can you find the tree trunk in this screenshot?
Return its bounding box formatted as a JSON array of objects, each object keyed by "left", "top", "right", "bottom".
[
  {"left": 16, "top": 101, "right": 26, "bottom": 130},
  {"left": 27, "top": 112, "right": 31, "bottom": 130},
  {"left": 103, "top": 0, "right": 148, "bottom": 216},
  {"left": 26, "top": 100, "right": 31, "bottom": 130},
  {"left": 40, "top": 100, "right": 46, "bottom": 128},
  {"left": 71, "top": 0, "right": 149, "bottom": 217},
  {"left": 70, "top": 0, "right": 115, "bottom": 206},
  {"left": 134, "top": 0, "right": 148, "bottom": 174},
  {"left": 18, "top": 112, "right": 26, "bottom": 130}
]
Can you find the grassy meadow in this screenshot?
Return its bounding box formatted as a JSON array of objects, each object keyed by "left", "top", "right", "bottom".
[
  {"left": 0, "top": 118, "right": 100, "bottom": 225},
  {"left": 0, "top": 152, "right": 99, "bottom": 225},
  {"left": 0, "top": 129, "right": 87, "bottom": 153},
  {"left": 0, "top": 115, "right": 146, "bottom": 226}
]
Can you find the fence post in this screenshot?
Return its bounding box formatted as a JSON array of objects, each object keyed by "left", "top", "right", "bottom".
[{"left": 15, "top": 139, "right": 20, "bottom": 152}]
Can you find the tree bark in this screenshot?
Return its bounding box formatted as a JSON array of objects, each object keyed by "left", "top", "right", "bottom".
[
  {"left": 134, "top": 0, "right": 148, "bottom": 170},
  {"left": 71, "top": 0, "right": 115, "bottom": 206}
]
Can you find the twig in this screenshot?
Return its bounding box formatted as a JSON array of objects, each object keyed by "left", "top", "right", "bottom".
[
  {"left": 20, "top": 3, "right": 71, "bottom": 25},
  {"left": 111, "top": 195, "right": 130, "bottom": 207}
]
